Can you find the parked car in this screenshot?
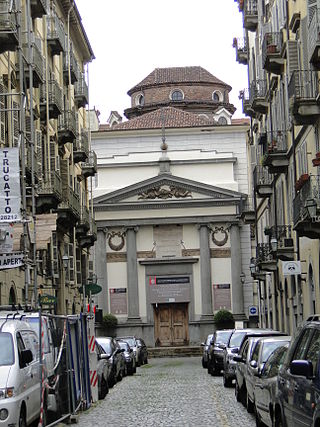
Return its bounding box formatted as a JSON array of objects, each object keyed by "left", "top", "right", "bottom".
[
  {"left": 207, "top": 329, "right": 233, "bottom": 375},
  {"left": 0, "top": 318, "right": 41, "bottom": 427},
  {"left": 277, "top": 318, "right": 320, "bottom": 427},
  {"left": 254, "top": 344, "right": 289, "bottom": 427},
  {"left": 96, "top": 337, "right": 124, "bottom": 386},
  {"left": 137, "top": 338, "right": 148, "bottom": 365},
  {"left": 222, "top": 328, "right": 285, "bottom": 387},
  {"left": 245, "top": 335, "right": 291, "bottom": 413},
  {"left": 117, "top": 339, "right": 136, "bottom": 375},
  {"left": 118, "top": 336, "right": 141, "bottom": 366},
  {"left": 95, "top": 341, "right": 110, "bottom": 399},
  {"left": 201, "top": 333, "right": 214, "bottom": 368},
  {"left": 234, "top": 335, "right": 267, "bottom": 405}
]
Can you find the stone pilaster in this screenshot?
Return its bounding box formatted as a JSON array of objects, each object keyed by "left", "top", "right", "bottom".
[
  {"left": 230, "top": 225, "right": 244, "bottom": 315},
  {"left": 95, "top": 228, "right": 108, "bottom": 313},
  {"left": 126, "top": 227, "right": 141, "bottom": 322},
  {"left": 199, "top": 224, "right": 213, "bottom": 319}
]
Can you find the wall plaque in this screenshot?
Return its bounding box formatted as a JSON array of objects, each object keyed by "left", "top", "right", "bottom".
[
  {"left": 153, "top": 225, "right": 182, "bottom": 258},
  {"left": 213, "top": 283, "right": 231, "bottom": 310},
  {"left": 109, "top": 288, "right": 127, "bottom": 314},
  {"left": 148, "top": 275, "right": 190, "bottom": 303}
]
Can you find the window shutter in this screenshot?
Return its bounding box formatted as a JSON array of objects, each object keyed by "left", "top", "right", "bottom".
[
  {"left": 49, "top": 140, "right": 56, "bottom": 172},
  {"left": 287, "top": 40, "right": 299, "bottom": 76},
  {"left": 50, "top": 232, "right": 59, "bottom": 279},
  {"left": 12, "top": 101, "right": 19, "bottom": 146},
  {"left": 308, "top": 0, "right": 318, "bottom": 24},
  {"left": 69, "top": 243, "right": 74, "bottom": 283},
  {"left": 35, "top": 129, "right": 42, "bottom": 178},
  {"left": 76, "top": 247, "right": 82, "bottom": 286},
  {"left": 0, "top": 82, "right": 5, "bottom": 144},
  {"left": 60, "top": 158, "right": 69, "bottom": 188}
]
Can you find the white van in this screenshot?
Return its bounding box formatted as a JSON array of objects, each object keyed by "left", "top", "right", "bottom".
[{"left": 0, "top": 318, "right": 41, "bottom": 426}]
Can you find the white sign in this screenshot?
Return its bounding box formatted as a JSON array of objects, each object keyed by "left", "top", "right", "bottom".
[
  {"left": 282, "top": 260, "right": 301, "bottom": 276},
  {"left": 0, "top": 252, "right": 24, "bottom": 269},
  {"left": 0, "top": 148, "right": 21, "bottom": 222}
]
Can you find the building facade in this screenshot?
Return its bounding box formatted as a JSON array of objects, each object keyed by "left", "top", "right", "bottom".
[
  {"left": 0, "top": 0, "right": 96, "bottom": 314},
  {"left": 234, "top": 0, "right": 320, "bottom": 334},
  {"left": 92, "top": 67, "right": 254, "bottom": 346}
]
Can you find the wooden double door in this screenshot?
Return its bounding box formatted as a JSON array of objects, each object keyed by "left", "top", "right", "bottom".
[{"left": 154, "top": 303, "right": 189, "bottom": 347}]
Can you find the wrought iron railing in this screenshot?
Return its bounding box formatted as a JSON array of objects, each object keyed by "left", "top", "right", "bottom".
[
  {"left": 288, "top": 70, "right": 319, "bottom": 100},
  {"left": 253, "top": 165, "right": 273, "bottom": 187},
  {"left": 264, "top": 130, "right": 288, "bottom": 154},
  {"left": 293, "top": 175, "right": 320, "bottom": 224}
]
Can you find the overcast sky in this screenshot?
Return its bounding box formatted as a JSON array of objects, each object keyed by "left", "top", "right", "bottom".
[{"left": 75, "top": 0, "right": 248, "bottom": 123}]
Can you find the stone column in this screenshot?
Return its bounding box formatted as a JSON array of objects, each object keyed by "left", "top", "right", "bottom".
[
  {"left": 199, "top": 224, "right": 213, "bottom": 319},
  {"left": 230, "top": 225, "right": 244, "bottom": 315},
  {"left": 126, "top": 227, "right": 140, "bottom": 321},
  {"left": 95, "top": 228, "right": 108, "bottom": 314}
]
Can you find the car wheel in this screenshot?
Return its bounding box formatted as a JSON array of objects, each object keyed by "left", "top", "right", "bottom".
[
  {"left": 211, "top": 361, "right": 217, "bottom": 376},
  {"left": 255, "top": 404, "right": 262, "bottom": 427},
  {"left": 202, "top": 358, "right": 207, "bottom": 368},
  {"left": 99, "top": 377, "right": 108, "bottom": 399},
  {"left": 19, "top": 408, "right": 26, "bottom": 427},
  {"left": 223, "top": 374, "right": 232, "bottom": 388},
  {"left": 235, "top": 381, "right": 241, "bottom": 402},
  {"left": 274, "top": 410, "right": 285, "bottom": 427},
  {"left": 247, "top": 394, "right": 254, "bottom": 414},
  {"left": 242, "top": 383, "right": 248, "bottom": 407}
]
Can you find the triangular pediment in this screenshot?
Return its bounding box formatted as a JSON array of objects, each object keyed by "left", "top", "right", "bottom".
[{"left": 94, "top": 173, "right": 246, "bottom": 209}]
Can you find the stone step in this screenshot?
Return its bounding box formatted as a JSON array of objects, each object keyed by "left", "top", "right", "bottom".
[{"left": 148, "top": 346, "right": 202, "bottom": 358}]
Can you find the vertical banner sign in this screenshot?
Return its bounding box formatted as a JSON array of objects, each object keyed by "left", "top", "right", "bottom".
[{"left": 0, "top": 147, "right": 21, "bottom": 222}]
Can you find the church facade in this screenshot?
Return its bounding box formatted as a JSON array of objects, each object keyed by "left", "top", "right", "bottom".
[{"left": 91, "top": 67, "right": 254, "bottom": 346}]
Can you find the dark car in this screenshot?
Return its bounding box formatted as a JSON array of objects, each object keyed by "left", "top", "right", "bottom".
[
  {"left": 118, "top": 336, "right": 141, "bottom": 366},
  {"left": 254, "top": 344, "right": 289, "bottom": 427},
  {"left": 245, "top": 335, "right": 291, "bottom": 413},
  {"left": 207, "top": 329, "right": 233, "bottom": 375},
  {"left": 96, "top": 337, "right": 124, "bottom": 386},
  {"left": 201, "top": 333, "right": 214, "bottom": 369},
  {"left": 117, "top": 339, "right": 136, "bottom": 375},
  {"left": 95, "top": 341, "right": 110, "bottom": 399},
  {"left": 276, "top": 319, "right": 320, "bottom": 427},
  {"left": 222, "top": 328, "right": 285, "bottom": 387},
  {"left": 136, "top": 338, "right": 148, "bottom": 365}
]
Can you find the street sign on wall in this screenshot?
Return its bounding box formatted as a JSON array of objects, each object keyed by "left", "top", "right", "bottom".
[{"left": 282, "top": 261, "right": 301, "bottom": 276}]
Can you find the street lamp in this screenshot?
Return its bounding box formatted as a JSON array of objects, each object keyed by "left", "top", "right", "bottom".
[
  {"left": 270, "top": 237, "right": 278, "bottom": 252},
  {"left": 250, "top": 258, "right": 256, "bottom": 275},
  {"left": 306, "top": 199, "right": 317, "bottom": 218},
  {"left": 62, "top": 254, "right": 69, "bottom": 270}
]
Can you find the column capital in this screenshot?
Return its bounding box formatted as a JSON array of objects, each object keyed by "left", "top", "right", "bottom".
[
  {"left": 125, "top": 226, "right": 139, "bottom": 233},
  {"left": 97, "top": 227, "right": 108, "bottom": 235},
  {"left": 196, "top": 223, "right": 210, "bottom": 231}
]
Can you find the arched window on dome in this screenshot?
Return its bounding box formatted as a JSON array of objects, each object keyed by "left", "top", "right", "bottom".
[{"left": 171, "top": 89, "right": 184, "bottom": 101}]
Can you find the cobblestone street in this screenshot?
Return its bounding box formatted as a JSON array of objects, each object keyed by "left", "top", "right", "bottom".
[{"left": 75, "top": 357, "right": 256, "bottom": 427}]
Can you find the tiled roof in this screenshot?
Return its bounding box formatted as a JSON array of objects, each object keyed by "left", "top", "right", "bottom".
[
  {"left": 98, "top": 107, "right": 216, "bottom": 131},
  {"left": 128, "top": 66, "right": 231, "bottom": 95},
  {"left": 231, "top": 118, "right": 250, "bottom": 125}
]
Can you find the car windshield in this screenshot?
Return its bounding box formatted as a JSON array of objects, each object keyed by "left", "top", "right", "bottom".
[
  {"left": 118, "top": 341, "right": 129, "bottom": 351},
  {"left": 216, "top": 331, "right": 232, "bottom": 344},
  {"left": 0, "top": 333, "right": 14, "bottom": 365},
  {"left": 229, "top": 331, "right": 247, "bottom": 348},
  {"left": 98, "top": 340, "right": 112, "bottom": 354},
  {"left": 123, "top": 338, "right": 135, "bottom": 347},
  {"left": 262, "top": 341, "right": 288, "bottom": 362}
]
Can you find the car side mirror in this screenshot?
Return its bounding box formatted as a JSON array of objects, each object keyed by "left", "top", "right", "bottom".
[
  {"left": 21, "top": 349, "right": 33, "bottom": 365},
  {"left": 290, "top": 360, "right": 314, "bottom": 379},
  {"left": 201, "top": 342, "right": 205, "bottom": 346},
  {"left": 231, "top": 347, "right": 239, "bottom": 354},
  {"left": 233, "top": 355, "right": 243, "bottom": 363},
  {"left": 99, "top": 353, "right": 110, "bottom": 360}
]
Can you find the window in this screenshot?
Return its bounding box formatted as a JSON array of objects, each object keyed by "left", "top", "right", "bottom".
[
  {"left": 251, "top": 342, "right": 261, "bottom": 362},
  {"left": 212, "top": 91, "right": 221, "bottom": 102},
  {"left": 135, "top": 94, "right": 144, "bottom": 106},
  {"left": 262, "top": 345, "right": 288, "bottom": 378},
  {"left": 305, "top": 329, "right": 320, "bottom": 374},
  {"left": 293, "top": 328, "right": 314, "bottom": 360},
  {"left": 171, "top": 90, "right": 183, "bottom": 101},
  {"left": 218, "top": 117, "right": 227, "bottom": 125}
]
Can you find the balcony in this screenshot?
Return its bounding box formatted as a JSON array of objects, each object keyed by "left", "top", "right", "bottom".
[
  {"left": 239, "top": 88, "right": 256, "bottom": 118},
  {"left": 309, "top": 8, "right": 320, "bottom": 69},
  {"left": 253, "top": 166, "right": 273, "bottom": 198},
  {"left": 40, "top": 79, "right": 63, "bottom": 120},
  {"left": 58, "top": 110, "right": 77, "bottom": 144},
  {"left": 74, "top": 73, "right": 89, "bottom": 108},
  {"left": 30, "top": 0, "right": 47, "bottom": 18},
  {"left": 293, "top": 175, "right": 320, "bottom": 238},
  {"left": 250, "top": 79, "right": 268, "bottom": 114},
  {"left": 243, "top": 0, "right": 258, "bottom": 32},
  {"left": 63, "top": 47, "right": 79, "bottom": 85},
  {"left": 239, "top": 196, "right": 255, "bottom": 224},
  {"left": 268, "top": 225, "right": 294, "bottom": 261},
  {"left": 233, "top": 37, "right": 247, "bottom": 65},
  {"left": 21, "top": 38, "right": 44, "bottom": 87},
  {"left": 58, "top": 186, "right": 81, "bottom": 227},
  {"left": 261, "top": 130, "right": 289, "bottom": 174},
  {"left": 36, "top": 171, "right": 62, "bottom": 213},
  {"left": 78, "top": 221, "right": 97, "bottom": 248},
  {"left": 47, "top": 15, "right": 65, "bottom": 56},
  {"left": 262, "top": 32, "right": 285, "bottom": 75},
  {"left": 288, "top": 70, "right": 320, "bottom": 125},
  {"left": 0, "top": 1, "right": 18, "bottom": 54},
  {"left": 74, "top": 128, "right": 89, "bottom": 163},
  {"left": 256, "top": 243, "right": 277, "bottom": 272},
  {"left": 76, "top": 206, "right": 90, "bottom": 238},
  {"left": 81, "top": 151, "right": 97, "bottom": 178}
]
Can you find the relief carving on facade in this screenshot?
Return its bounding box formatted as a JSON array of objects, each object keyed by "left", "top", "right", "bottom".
[
  {"left": 138, "top": 185, "right": 192, "bottom": 200},
  {"left": 107, "top": 231, "right": 126, "bottom": 251},
  {"left": 107, "top": 253, "right": 127, "bottom": 262},
  {"left": 210, "top": 226, "right": 230, "bottom": 247}
]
